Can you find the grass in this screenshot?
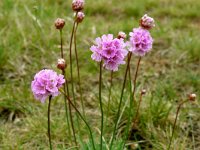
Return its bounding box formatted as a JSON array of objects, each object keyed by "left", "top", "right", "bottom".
[{"left": 0, "top": 0, "right": 200, "bottom": 149}]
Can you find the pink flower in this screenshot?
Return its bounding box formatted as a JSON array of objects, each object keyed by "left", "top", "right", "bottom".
[
  {"left": 76, "top": 12, "right": 85, "bottom": 23},
  {"left": 128, "top": 28, "right": 153, "bottom": 56},
  {"left": 90, "top": 34, "right": 128, "bottom": 71},
  {"left": 72, "top": 0, "right": 84, "bottom": 11},
  {"left": 140, "top": 14, "right": 155, "bottom": 30},
  {"left": 31, "top": 69, "right": 65, "bottom": 103}
]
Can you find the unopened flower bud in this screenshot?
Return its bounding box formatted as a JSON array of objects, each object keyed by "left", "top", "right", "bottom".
[
  {"left": 117, "top": 31, "right": 126, "bottom": 39},
  {"left": 57, "top": 58, "right": 66, "bottom": 70},
  {"left": 55, "top": 18, "right": 65, "bottom": 30},
  {"left": 76, "top": 12, "right": 85, "bottom": 23},
  {"left": 141, "top": 89, "right": 146, "bottom": 95},
  {"left": 72, "top": 0, "right": 84, "bottom": 12},
  {"left": 188, "top": 93, "right": 196, "bottom": 101},
  {"left": 140, "top": 14, "right": 155, "bottom": 30}
]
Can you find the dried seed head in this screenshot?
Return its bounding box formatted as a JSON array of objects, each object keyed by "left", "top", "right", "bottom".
[
  {"left": 55, "top": 18, "right": 65, "bottom": 30},
  {"left": 57, "top": 58, "right": 66, "bottom": 70},
  {"left": 76, "top": 12, "right": 85, "bottom": 23},
  {"left": 141, "top": 89, "right": 147, "bottom": 95},
  {"left": 72, "top": 0, "right": 84, "bottom": 12},
  {"left": 117, "top": 31, "right": 127, "bottom": 39},
  {"left": 188, "top": 93, "right": 196, "bottom": 101},
  {"left": 140, "top": 14, "right": 155, "bottom": 30}
]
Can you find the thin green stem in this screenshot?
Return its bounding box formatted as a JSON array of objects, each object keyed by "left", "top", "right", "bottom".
[
  {"left": 59, "top": 29, "right": 72, "bottom": 142},
  {"left": 74, "top": 23, "right": 85, "bottom": 117},
  {"left": 69, "top": 12, "right": 77, "bottom": 105},
  {"left": 132, "top": 57, "right": 142, "bottom": 102},
  {"left": 99, "top": 61, "right": 103, "bottom": 150},
  {"left": 167, "top": 99, "right": 188, "bottom": 150},
  {"left": 48, "top": 96, "right": 53, "bottom": 150},
  {"left": 109, "top": 53, "right": 132, "bottom": 150},
  {"left": 107, "top": 71, "right": 113, "bottom": 117},
  {"left": 69, "top": 12, "right": 78, "bottom": 146},
  {"left": 60, "top": 89, "right": 96, "bottom": 150}
]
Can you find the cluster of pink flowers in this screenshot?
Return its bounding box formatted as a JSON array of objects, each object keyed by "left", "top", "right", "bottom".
[
  {"left": 128, "top": 27, "right": 153, "bottom": 56},
  {"left": 31, "top": 69, "right": 65, "bottom": 103},
  {"left": 90, "top": 34, "right": 128, "bottom": 71}
]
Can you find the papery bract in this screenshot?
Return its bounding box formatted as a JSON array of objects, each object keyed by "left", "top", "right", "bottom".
[{"left": 31, "top": 69, "right": 65, "bottom": 103}]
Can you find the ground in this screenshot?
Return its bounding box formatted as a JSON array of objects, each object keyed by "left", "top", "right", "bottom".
[{"left": 0, "top": 0, "right": 199, "bottom": 149}]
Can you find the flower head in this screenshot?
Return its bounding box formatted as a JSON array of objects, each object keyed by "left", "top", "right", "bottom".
[
  {"left": 188, "top": 93, "right": 196, "bottom": 101},
  {"left": 31, "top": 69, "right": 65, "bottom": 103},
  {"left": 140, "top": 14, "right": 155, "bottom": 30},
  {"left": 72, "top": 0, "right": 84, "bottom": 11},
  {"left": 57, "top": 58, "right": 66, "bottom": 70},
  {"left": 117, "top": 31, "right": 127, "bottom": 39},
  {"left": 128, "top": 27, "right": 153, "bottom": 56},
  {"left": 76, "top": 12, "right": 85, "bottom": 23},
  {"left": 55, "top": 18, "right": 65, "bottom": 30},
  {"left": 90, "top": 34, "right": 128, "bottom": 71}
]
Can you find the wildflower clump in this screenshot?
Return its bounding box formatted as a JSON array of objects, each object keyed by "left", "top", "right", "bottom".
[
  {"left": 90, "top": 34, "right": 128, "bottom": 71},
  {"left": 31, "top": 69, "right": 65, "bottom": 103}
]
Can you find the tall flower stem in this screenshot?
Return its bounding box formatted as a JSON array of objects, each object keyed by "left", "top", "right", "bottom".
[
  {"left": 69, "top": 12, "right": 79, "bottom": 146},
  {"left": 110, "top": 53, "right": 132, "bottom": 150},
  {"left": 132, "top": 57, "right": 142, "bottom": 101},
  {"left": 74, "top": 22, "right": 85, "bottom": 117},
  {"left": 59, "top": 29, "right": 72, "bottom": 141},
  {"left": 69, "top": 12, "right": 78, "bottom": 105},
  {"left": 107, "top": 71, "right": 113, "bottom": 117},
  {"left": 48, "top": 96, "right": 53, "bottom": 150},
  {"left": 99, "top": 61, "right": 103, "bottom": 150},
  {"left": 167, "top": 99, "right": 188, "bottom": 150},
  {"left": 60, "top": 89, "right": 96, "bottom": 150}
]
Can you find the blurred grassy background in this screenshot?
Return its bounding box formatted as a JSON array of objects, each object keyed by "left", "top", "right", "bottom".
[{"left": 0, "top": 0, "right": 199, "bottom": 149}]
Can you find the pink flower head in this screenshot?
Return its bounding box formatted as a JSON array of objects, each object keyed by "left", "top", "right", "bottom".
[
  {"left": 31, "top": 69, "right": 65, "bottom": 103},
  {"left": 140, "top": 14, "right": 155, "bottom": 30},
  {"left": 72, "top": 0, "right": 84, "bottom": 11},
  {"left": 76, "top": 11, "right": 85, "bottom": 23},
  {"left": 90, "top": 34, "right": 128, "bottom": 71},
  {"left": 128, "top": 27, "right": 153, "bottom": 56}
]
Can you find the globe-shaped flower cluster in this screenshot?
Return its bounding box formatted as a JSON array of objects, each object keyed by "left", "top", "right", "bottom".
[
  {"left": 31, "top": 69, "right": 65, "bottom": 103},
  {"left": 90, "top": 34, "right": 128, "bottom": 71}
]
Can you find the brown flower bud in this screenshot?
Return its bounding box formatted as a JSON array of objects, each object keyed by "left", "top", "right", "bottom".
[
  {"left": 117, "top": 31, "right": 126, "bottom": 39},
  {"left": 139, "top": 14, "right": 155, "bottom": 30},
  {"left": 76, "top": 12, "right": 85, "bottom": 23},
  {"left": 188, "top": 93, "right": 196, "bottom": 101},
  {"left": 141, "top": 89, "right": 147, "bottom": 95},
  {"left": 55, "top": 18, "right": 65, "bottom": 30},
  {"left": 72, "top": 0, "right": 84, "bottom": 12},
  {"left": 57, "top": 58, "right": 66, "bottom": 70}
]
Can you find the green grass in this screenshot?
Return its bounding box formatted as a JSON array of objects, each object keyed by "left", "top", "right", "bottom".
[{"left": 0, "top": 0, "right": 200, "bottom": 149}]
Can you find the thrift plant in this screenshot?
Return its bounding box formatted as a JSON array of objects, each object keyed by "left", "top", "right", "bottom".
[{"left": 29, "top": 1, "right": 197, "bottom": 150}]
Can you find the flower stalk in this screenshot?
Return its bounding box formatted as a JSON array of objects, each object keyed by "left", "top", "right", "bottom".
[
  {"left": 74, "top": 22, "right": 85, "bottom": 117},
  {"left": 107, "top": 71, "right": 113, "bottom": 117},
  {"left": 110, "top": 52, "right": 132, "bottom": 149},
  {"left": 167, "top": 99, "right": 189, "bottom": 150},
  {"left": 48, "top": 96, "right": 53, "bottom": 150},
  {"left": 99, "top": 61, "right": 103, "bottom": 150},
  {"left": 59, "top": 29, "right": 72, "bottom": 142},
  {"left": 60, "top": 89, "right": 96, "bottom": 150}
]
